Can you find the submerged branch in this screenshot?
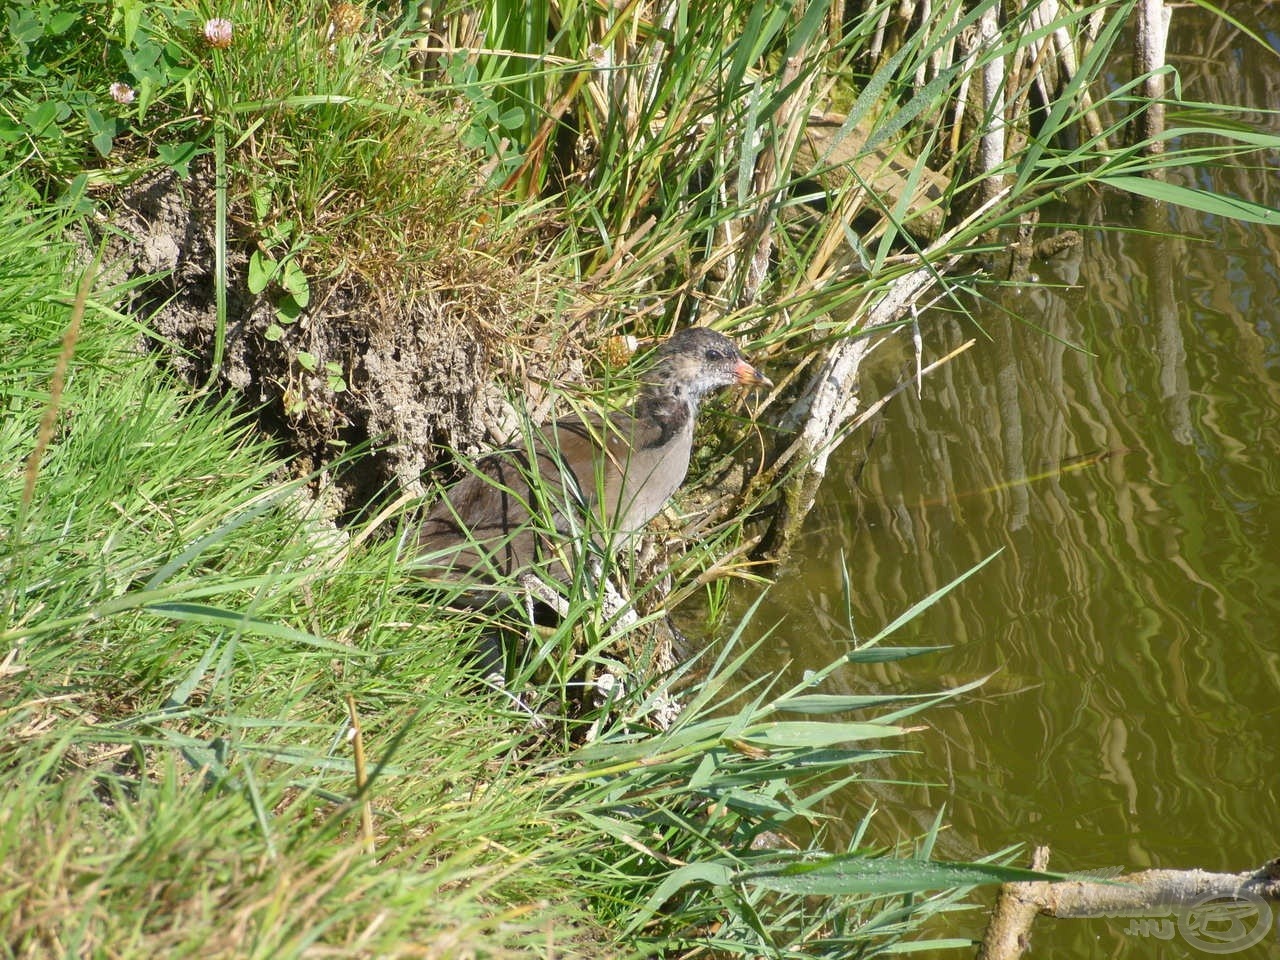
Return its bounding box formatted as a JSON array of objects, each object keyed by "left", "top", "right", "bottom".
[
  {"left": 979, "top": 851, "right": 1280, "bottom": 960},
  {"left": 755, "top": 259, "right": 957, "bottom": 558},
  {"left": 978, "top": 846, "right": 1052, "bottom": 960},
  {"left": 757, "top": 184, "right": 1015, "bottom": 559}
]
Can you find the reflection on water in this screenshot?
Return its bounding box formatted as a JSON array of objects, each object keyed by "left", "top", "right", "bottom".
[{"left": 736, "top": 3, "right": 1280, "bottom": 955}]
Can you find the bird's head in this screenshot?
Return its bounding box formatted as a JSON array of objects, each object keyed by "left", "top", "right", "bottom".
[{"left": 647, "top": 327, "right": 772, "bottom": 408}]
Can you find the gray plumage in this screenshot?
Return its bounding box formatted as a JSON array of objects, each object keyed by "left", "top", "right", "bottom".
[{"left": 411, "top": 327, "right": 770, "bottom": 586}]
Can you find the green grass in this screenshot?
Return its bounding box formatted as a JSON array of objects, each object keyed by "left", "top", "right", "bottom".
[
  {"left": 1, "top": 189, "right": 579, "bottom": 955},
  {"left": 0, "top": 189, "right": 1011, "bottom": 956},
  {"left": 6, "top": 0, "right": 1278, "bottom": 954},
  {"left": 1, "top": 189, "right": 1054, "bottom": 954}
]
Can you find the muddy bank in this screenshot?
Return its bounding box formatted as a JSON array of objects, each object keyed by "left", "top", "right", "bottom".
[{"left": 103, "top": 162, "right": 580, "bottom": 516}]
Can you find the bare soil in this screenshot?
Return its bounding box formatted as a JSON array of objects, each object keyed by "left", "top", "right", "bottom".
[{"left": 101, "top": 162, "right": 566, "bottom": 516}]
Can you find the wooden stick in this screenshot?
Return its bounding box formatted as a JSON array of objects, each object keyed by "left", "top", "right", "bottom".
[
  {"left": 977, "top": 846, "right": 1051, "bottom": 960},
  {"left": 978, "top": 854, "right": 1280, "bottom": 960}
]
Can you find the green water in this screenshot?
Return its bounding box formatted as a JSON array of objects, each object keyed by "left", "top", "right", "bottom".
[{"left": 736, "top": 5, "right": 1280, "bottom": 956}]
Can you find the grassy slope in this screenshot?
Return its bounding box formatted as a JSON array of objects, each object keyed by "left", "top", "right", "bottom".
[
  {"left": 3, "top": 192, "right": 989, "bottom": 956},
  {"left": 15, "top": 0, "right": 1231, "bottom": 954},
  {"left": 0, "top": 4, "right": 638, "bottom": 953},
  {"left": 3, "top": 194, "right": 1001, "bottom": 955},
  {"left": 1, "top": 196, "right": 617, "bottom": 956}
]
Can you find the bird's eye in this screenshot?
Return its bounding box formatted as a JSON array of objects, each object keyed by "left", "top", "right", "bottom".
[{"left": 704, "top": 347, "right": 729, "bottom": 362}]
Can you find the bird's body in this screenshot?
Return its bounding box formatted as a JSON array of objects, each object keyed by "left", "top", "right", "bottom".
[{"left": 412, "top": 327, "right": 769, "bottom": 587}]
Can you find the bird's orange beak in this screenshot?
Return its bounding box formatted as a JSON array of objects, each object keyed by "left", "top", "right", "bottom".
[{"left": 733, "top": 359, "right": 772, "bottom": 389}]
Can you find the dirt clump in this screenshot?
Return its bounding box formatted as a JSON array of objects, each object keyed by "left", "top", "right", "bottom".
[{"left": 101, "top": 162, "right": 574, "bottom": 516}]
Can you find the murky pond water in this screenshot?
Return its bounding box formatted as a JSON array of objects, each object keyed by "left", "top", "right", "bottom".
[{"left": 732, "top": 5, "right": 1280, "bottom": 956}]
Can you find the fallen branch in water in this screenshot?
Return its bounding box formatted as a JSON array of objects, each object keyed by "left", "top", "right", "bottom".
[
  {"left": 755, "top": 182, "right": 1021, "bottom": 560},
  {"left": 978, "top": 848, "right": 1280, "bottom": 960}
]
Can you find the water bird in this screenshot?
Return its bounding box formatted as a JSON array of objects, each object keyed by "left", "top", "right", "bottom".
[{"left": 412, "top": 326, "right": 771, "bottom": 594}]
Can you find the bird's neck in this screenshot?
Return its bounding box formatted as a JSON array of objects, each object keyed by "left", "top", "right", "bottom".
[{"left": 633, "top": 382, "right": 695, "bottom": 450}]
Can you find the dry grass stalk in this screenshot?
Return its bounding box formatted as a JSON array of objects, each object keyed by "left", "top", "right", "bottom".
[
  {"left": 346, "top": 694, "right": 376, "bottom": 856},
  {"left": 20, "top": 254, "right": 97, "bottom": 521}
]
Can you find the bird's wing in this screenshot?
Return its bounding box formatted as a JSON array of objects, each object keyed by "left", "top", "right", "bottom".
[
  {"left": 414, "top": 454, "right": 549, "bottom": 580},
  {"left": 545, "top": 410, "right": 687, "bottom": 535},
  {"left": 413, "top": 413, "right": 617, "bottom": 577},
  {"left": 413, "top": 408, "right": 683, "bottom": 582},
  {"left": 534, "top": 413, "right": 629, "bottom": 517}
]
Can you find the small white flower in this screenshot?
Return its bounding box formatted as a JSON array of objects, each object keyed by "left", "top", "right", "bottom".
[
  {"left": 109, "top": 82, "right": 135, "bottom": 105},
  {"left": 203, "top": 18, "right": 234, "bottom": 49}
]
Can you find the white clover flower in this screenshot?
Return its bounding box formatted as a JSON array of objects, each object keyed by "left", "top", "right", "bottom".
[{"left": 203, "top": 18, "right": 234, "bottom": 49}]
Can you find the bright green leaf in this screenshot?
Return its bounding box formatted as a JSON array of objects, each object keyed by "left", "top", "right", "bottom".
[
  {"left": 48, "top": 11, "right": 79, "bottom": 35},
  {"left": 121, "top": 0, "right": 143, "bottom": 45},
  {"left": 1100, "top": 175, "right": 1280, "bottom": 226},
  {"left": 741, "top": 854, "right": 1065, "bottom": 897},
  {"left": 625, "top": 862, "right": 736, "bottom": 935},
  {"left": 0, "top": 117, "right": 21, "bottom": 143},
  {"left": 265, "top": 219, "right": 295, "bottom": 246},
  {"left": 145, "top": 602, "right": 356, "bottom": 653},
  {"left": 776, "top": 693, "right": 926, "bottom": 714},
  {"left": 85, "top": 106, "right": 107, "bottom": 135},
  {"left": 497, "top": 105, "right": 525, "bottom": 130},
  {"left": 247, "top": 250, "right": 277, "bottom": 294},
  {"left": 8, "top": 9, "right": 42, "bottom": 44},
  {"left": 741, "top": 721, "right": 903, "bottom": 748},
  {"left": 280, "top": 259, "right": 309, "bottom": 305},
  {"left": 251, "top": 187, "right": 271, "bottom": 221},
  {"left": 24, "top": 100, "right": 61, "bottom": 136},
  {"left": 91, "top": 127, "right": 114, "bottom": 157},
  {"left": 155, "top": 141, "right": 203, "bottom": 178},
  {"left": 275, "top": 295, "right": 302, "bottom": 325}
]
